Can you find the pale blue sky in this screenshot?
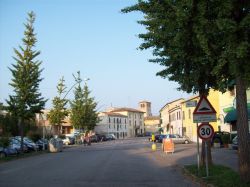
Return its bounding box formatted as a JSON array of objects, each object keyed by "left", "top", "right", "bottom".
[{"left": 0, "top": 0, "right": 190, "bottom": 115}]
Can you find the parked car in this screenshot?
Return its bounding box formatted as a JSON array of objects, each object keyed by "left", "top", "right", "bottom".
[
  {"left": 164, "top": 134, "right": 190, "bottom": 144},
  {"left": 232, "top": 135, "right": 238, "bottom": 150},
  {"left": 96, "top": 134, "right": 107, "bottom": 142},
  {"left": 211, "top": 131, "right": 230, "bottom": 146},
  {"left": 158, "top": 134, "right": 168, "bottom": 143},
  {"left": 89, "top": 135, "right": 99, "bottom": 143},
  {"left": 0, "top": 146, "right": 18, "bottom": 158},
  {"left": 9, "top": 137, "right": 28, "bottom": 153},
  {"left": 62, "top": 136, "right": 75, "bottom": 145},
  {"left": 36, "top": 139, "right": 48, "bottom": 150},
  {"left": 14, "top": 136, "right": 39, "bottom": 151},
  {"left": 105, "top": 134, "right": 116, "bottom": 141}
]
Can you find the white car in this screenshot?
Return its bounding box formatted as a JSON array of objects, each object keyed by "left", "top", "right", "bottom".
[{"left": 164, "top": 134, "right": 190, "bottom": 144}]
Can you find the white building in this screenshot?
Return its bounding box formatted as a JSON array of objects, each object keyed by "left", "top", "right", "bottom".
[
  {"left": 95, "top": 112, "right": 128, "bottom": 139},
  {"left": 109, "top": 108, "right": 145, "bottom": 137}
]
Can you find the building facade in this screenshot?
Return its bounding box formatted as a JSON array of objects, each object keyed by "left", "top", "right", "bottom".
[
  {"left": 109, "top": 108, "right": 144, "bottom": 137},
  {"left": 94, "top": 112, "right": 128, "bottom": 139},
  {"left": 159, "top": 98, "right": 184, "bottom": 134},
  {"left": 144, "top": 116, "right": 161, "bottom": 134}
]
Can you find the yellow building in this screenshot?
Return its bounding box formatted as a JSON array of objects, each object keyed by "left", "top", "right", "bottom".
[
  {"left": 181, "top": 95, "right": 199, "bottom": 142},
  {"left": 181, "top": 90, "right": 220, "bottom": 142}
]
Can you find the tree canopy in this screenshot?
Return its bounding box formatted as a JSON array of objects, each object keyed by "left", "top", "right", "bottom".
[{"left": 122, "top": 0, "right": 250, "bottom": 181}]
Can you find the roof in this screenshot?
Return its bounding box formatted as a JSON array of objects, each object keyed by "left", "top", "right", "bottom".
[
  {"left": 182, "top": 95, "right": 199, "bottom": 103},
  {"left": 102, "top": 112, "right": 127, "bottom": 117},
  {"left": 111, "top": 107, "right": 144, "bottom": 113},
  {"left": 159, "top": 98, "right": 184, "bottom": 112},
  {"left": 144, "top": 116, "right": 160, "bottom": 120},
  {"left": 139, "top": 100, "right": 151, "bottom": 104}
]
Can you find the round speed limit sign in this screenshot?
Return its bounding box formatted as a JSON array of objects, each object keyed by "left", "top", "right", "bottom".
[{"left": 197, "top": 123, "right": 214, "bottom": 140}]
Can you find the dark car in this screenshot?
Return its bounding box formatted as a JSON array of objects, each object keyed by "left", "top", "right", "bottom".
[
  {"left": 96, "top": 134, "right": 107, "bottom": 142},
  {"left": 90, "top": 135, "right": 99, "bottom": 143},
  {"left": 211, "top": 131, "right": 230, "bottom": 146},
  {"left": 158, "top": 134, "right": 168, "bottom": 143}
]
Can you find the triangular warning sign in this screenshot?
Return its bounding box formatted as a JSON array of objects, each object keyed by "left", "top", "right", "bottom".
[{"left": 193, "top": 96, "right": 216, "bottom": 115}]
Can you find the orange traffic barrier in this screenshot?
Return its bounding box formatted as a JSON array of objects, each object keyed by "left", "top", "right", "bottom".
[{"left": 162, "top": 138, "right": 174, "bottom": 154}]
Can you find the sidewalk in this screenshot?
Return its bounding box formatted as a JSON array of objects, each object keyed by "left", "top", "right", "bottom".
[
  {"left": 152, "top": 142, "right": 239, "bottom": 172},
  {"left": 211, "top": 147, "right": 238, "bottom": 171}
]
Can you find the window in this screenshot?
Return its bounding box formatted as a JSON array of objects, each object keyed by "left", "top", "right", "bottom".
[
  {"left": 114, "top": 118, "right": 115, "bottom": 123},
  {"left": 109, "top": 117, "right": 110, "bottom": 123},
  {"left": 125, "top": 124, "right": 126, "bottom": 129},
  {"left": 125, "top": 119, "right": 126, "bottom": 124},
  {"left": 109, "top": 124, "right": 110, "bottom": 129},
  {"left": 188, "top": 109, "right": 191, "bottom": 119},
  {"left": 183, "top": 111, "right": 185, "bottom": 120}
]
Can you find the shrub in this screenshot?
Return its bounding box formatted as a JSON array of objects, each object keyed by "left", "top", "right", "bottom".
[{"left": 0, "top": 136, "right": 10, "bottom": 148}]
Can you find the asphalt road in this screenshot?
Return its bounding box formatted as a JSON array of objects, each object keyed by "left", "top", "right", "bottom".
[{"left": 0, "top": 138, "right": 202, "bottom": 187}]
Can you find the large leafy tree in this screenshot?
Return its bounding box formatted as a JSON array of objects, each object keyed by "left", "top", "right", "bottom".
[
  {"left": 6, "top": 11, "right": 46, "bottom": 151},
  {"left": 122, "top": 0, "right": 250, "bottom": 181},
  {"left": 48, "top": 77, "right": 69, "bottom": 135},
  {"left": 78, "top": 79, "right": 99, "bottom": 132}
]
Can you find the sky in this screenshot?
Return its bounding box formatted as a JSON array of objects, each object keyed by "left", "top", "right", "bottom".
[{"left": 0, "top": 0, "right": 191, "bottom": 115}]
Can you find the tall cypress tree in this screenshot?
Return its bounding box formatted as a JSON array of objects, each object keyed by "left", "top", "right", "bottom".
[
  {"left": 48, "top": 77, "right": 69, "bottom": 136},
  {"left": 6, "top": 11, "right": 46, "bottom": 151},
  {"left": 70, "top": 72, "right": 85, "bottom": 130},
  {"left": 70, "top": 72, "right": 99, "bottom": 133},
  {"left": 81, "top": 80, "right": 98, "bottom": 132}
]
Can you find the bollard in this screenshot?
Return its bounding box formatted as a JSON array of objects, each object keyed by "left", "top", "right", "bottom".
[{"left": 152, "top": 143, "right": 156, "bottom": 151}]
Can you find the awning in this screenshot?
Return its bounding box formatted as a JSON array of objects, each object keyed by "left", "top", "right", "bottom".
[{"left": 224, "top": 108, "right": 250, "bottom": 123}]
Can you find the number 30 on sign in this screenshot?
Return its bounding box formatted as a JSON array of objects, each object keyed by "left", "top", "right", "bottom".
[{"left": 197, "top": 123, "right": 214, "bottom": 140}]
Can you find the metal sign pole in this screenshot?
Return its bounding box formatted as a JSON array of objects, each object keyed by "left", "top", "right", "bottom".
[
  {"left": 205, "top": 140, "right": 209, "bottom": 177},
  {"left": 196, "top": 123, "right": 200, "bottom": 173}
]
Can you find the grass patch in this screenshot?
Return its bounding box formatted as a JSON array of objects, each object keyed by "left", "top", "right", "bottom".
[{"left": 184, "top": 164, "right": 250, "bottom": 187}]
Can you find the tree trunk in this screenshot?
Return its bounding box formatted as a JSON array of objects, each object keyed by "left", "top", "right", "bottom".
[
  {"left": 236, "top": 76, "right": 250, "bottom": 182},
  {"left": 18, "top": 117, "right": 24, "bottom": 154},
  {"left": 200, "top": 139, "right": 213, "bottom": 166}
]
